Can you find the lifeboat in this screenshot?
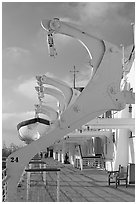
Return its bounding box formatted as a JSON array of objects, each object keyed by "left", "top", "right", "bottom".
[{"left": 17, "top": 117, "right": 50, "bottom": 144}]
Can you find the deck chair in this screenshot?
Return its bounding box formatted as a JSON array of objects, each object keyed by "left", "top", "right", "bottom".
[
  {"left": 108, "top": 165, "right": 128, "bottom": 188},
  {"left": 108, "top": 169, "right": 119, "bottom": 187},
  {"left": 116, "top": 165, "right": 128, "bottom": 188}
]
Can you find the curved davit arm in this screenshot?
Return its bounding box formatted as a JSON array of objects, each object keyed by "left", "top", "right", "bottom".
[
  {"left": 6, "top": 17, "right": 129, "bottom": 202},
  {"left": 35, "top": 104, "right": 59, "bottom": 120},
  {"left": 36, "top": 75, "right": 73, "bottom": 106},
  {"left": 41, "top": 18, "right": 106, "bottom": 73},
  {"left": 42, "top": 86, "right": 66, "bottom": 112}
]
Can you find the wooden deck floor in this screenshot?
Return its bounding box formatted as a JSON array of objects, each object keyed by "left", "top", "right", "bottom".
[{"left": 16, "top": 158, "right": 135, "bottom": 202}]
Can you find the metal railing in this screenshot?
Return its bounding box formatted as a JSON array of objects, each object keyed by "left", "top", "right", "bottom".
[
  {"left": 74, "top": 146, "right": 105, "bottom": 170},
  {"left": 25, "top": 160, "right": 60, "bottom": 202},
  {"left": 82, "top": 156, "right": 105, "bottom": 170},
  {"left": 2, "top": 168, "right": 8, "bottom": 202}
]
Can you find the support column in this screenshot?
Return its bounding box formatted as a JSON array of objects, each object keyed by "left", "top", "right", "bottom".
[
  {"left": 114, "top": 104, "right": 132, "bottom": 170},
  {"left": 86, "top": 139, "right": 93, "bottom": 155},
  {"left": 61, "top": 141, "right": 67, "bottom": 163},
  {"left": 68, "top": 143, "right": 75, "bottom": 165},
  {"left": 53, "top": 151, "right": 56, "bottom": 160},
  {"left": 129, "top": 137, "right": 135, "bottom": 163},
  {"left": 80, "top": 142, "right": 87, "bottom": 157},
  {"left": 58, "top": 150, "right": 61, "bottom": 162}
]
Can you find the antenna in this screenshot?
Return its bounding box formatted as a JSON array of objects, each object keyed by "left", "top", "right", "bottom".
[
  {"left": 70, "top": 66, "right": 79, "bottom": 89},
  {"left": 120, "top": 44, "right": 125, "bottom": 70},
  {"left": 131, "top": 22, "right": 135, "bottom": 45}
]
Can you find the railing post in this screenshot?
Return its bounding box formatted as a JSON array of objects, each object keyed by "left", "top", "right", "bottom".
[
  {"left": 39, "top": 163, "right": 42, "bottom": 173},
  {"left": 26, "top": 164, "right": 31, "bottom": 201},
  {"left": 26, "top": 172, "right": 30, "bottom": 201},
  {"left": 2, "top": 182, "right": 7, "bottom": 201},
  {"left": 80, "top": 158, "right": 83, "bottom": 171},
  {"left": 57, "top": 171, "right": 60, "bottom": 202},
  {"left": 43, "top": 164, "right": 47, "bottom": 185}
]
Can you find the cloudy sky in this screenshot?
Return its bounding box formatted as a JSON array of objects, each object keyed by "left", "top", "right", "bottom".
[{"left": 2, "top": 2, "right": 135, "bottom": 146}]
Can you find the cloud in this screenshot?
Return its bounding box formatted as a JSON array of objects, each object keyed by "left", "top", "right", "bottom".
[
  {"left": 60, "top": 17, "right": 81, "bottom": 26},
  {"left": 75, "top": 2, "right": 134, "bottom": 46},
  {"left": 3, "top": 47, "right": 30, "bottom": 62},
  {"left": 63, "top": 66, "right": 92, "bottom": 87},
  {"left": 15, "top": 75, "right": 51, "bottom": 98},
  {"left": 67, "top": 2, "right": 134, "bottom": 26},
  {"left": 2, "top": 99, "right": 14, "bottom": 113},
  {"left": 45, "top": 72, "right": 56, "bottom": 78},
  {"left": 2, "top": 111, "right": 34, "bottom": 122},
  {"left": 45, "top": 70, "right": 90, "bottom": 88},
  {"left": 64, "top": 2, "right": 134, "bottom": 46},
  {"left": 15, "top": 77, "right": 37, "bottom": 100},
  {"left": 32, "top": 28, "right": 49, "bottom": 55},
  {"left": 78, "top": 2, "right": 109, "bottom": 22},
  {"left": 2, "top": 111, "right": 36, "bottom": 146},
  {"left": 54, "top": 34, "right": 71, "bottom": 46},
  {"left": 3, "top": 46, "right": 33, "bottom": 78},
  {"left": 2, "top": 109, "right": 53, "bottom": 147},
  {"left": 15, "top": 76, "right": 58, "bottom": 109},
  {"left": 2, "top": 65, "right": 90, "bottom": 147}
]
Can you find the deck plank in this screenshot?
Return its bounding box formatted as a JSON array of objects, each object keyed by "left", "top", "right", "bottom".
[{"left": 15, "top": 158, "right": 135, "bottom": 202}]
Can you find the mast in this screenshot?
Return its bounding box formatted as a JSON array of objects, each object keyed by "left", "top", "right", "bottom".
[{"left": 70, "top": 66, "right": 79, "bottom": 89}]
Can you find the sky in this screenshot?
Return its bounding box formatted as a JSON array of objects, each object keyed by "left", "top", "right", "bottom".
[{"left": 2, "top": 2, "right": 135, "bottom": 146}]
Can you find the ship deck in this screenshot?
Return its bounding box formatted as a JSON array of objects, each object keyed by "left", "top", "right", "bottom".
[{"left": 15, "top": 158, "right": 135, "bottom": 202}]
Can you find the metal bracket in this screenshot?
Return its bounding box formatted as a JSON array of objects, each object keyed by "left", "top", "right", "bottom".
[{"left": 108, "top": 83, "right": 126, "bottom": 110}]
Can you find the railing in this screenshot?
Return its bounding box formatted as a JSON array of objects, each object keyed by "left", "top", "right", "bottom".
[
  {"left": 25, "top": 160, "right": 60, "bottom": 202},
  {"left": 2, "top": 168, "right": 8, "bottom": 202},
  {"left": 74, "top": 155, "right": 82, "bottom": 169},
  {"left": 2, "top": 157, "right": 8, "bottom": 201},
  {"left": 74, "top": 146, "right": 105, "bottom": 170},
  {"left": 82, "top": 156, "right": 105, "bottom": 170}
]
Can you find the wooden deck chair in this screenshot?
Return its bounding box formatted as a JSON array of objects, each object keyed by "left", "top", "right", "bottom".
[
  {"left": 108, "top": 165, "right": 128, "bottom": 188},
  {"left": 116, "top": 165, "right": 128, "bottom": 188}
]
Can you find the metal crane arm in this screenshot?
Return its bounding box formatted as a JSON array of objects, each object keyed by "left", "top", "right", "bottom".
[
  {"left": 41, "top": 18, "right": 106, "bottom": 72},
  {"left": 35, "top": 104, "right": 58, "bottom": 121},
  {"left": 6, "top": 18, "right": 128, "bottom": 201},
  {"left": 42, "top": 87, "right": 66, "bottom": 112},
  {"left": 36, "top": 75, "right": 74, "bottom": 106}
]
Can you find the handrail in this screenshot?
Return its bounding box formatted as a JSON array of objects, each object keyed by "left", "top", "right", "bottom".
[
  {"left": 82, "top": 156, "right": 104, "bottom": 170},
  {"left": 82, "top": 155, "right": 102, "bottom": 159},
  {"left": 25, "top": 168, "right": 60, "bottom": 172}
]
